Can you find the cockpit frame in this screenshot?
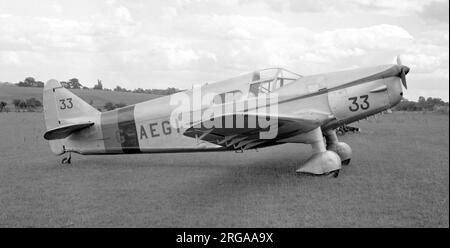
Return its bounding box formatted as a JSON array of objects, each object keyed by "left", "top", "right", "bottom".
[{"left": 248, "top": 68, "right": 302, "bottom": 97}]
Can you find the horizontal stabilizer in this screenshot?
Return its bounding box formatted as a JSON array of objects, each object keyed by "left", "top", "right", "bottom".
[{"left": 44, "top": 122, "right": 94, "bottom": 140}]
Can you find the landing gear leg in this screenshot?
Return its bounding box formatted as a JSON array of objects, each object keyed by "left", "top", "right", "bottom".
[
  {"left": 324, "top": 129, "right": 352, "bottom": 165},
  {"left": 296, "top": 127, "right": 341, "bottom": 177}
]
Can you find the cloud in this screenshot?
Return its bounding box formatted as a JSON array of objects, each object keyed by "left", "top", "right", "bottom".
[
  {"left": 314, "top": 24, "right": 414, "bottom": 50},
  {"left": 166, "top": 49, "right": 217, "bottom": 69},
  {"left": 162, "top": 6, "right": 178, "bottom": 20},
  {"left": 114, "top": 6, "right": 134, "bottom": 23},
  {"left": 51, "top": 3, "right": 63, "bottom": 14},
  {"left": 349, "top": 0, "right": 425, "bottom": 15},
  {"left": 419, "top": 0, "right": 449, "bottom": 23},
  {"left": 0, "top": 14, "right": 97, "bottom": 52},
  {"left": 150, "top": 12, "right": 447, "bottom": 100},
  {"left": 405, "top": 68, "right": 449, "bottom": 101},
  {"left": 403, "top": 54, "right": 442, "bottom": 73},
  {"left": 241, "top": 0, "right": 448, "bottom": 19},
  {"left": 0, "top": 1, "right": 447, "bottom": 100},
  {"left": 177, "top": 14, "right": 416, "bottom": 69},
  {"left": 2, "top": 10, "right": 441, "bottom": 79},
  {"left": 0, "top": 51, "right": 21, "bottom": 65}
]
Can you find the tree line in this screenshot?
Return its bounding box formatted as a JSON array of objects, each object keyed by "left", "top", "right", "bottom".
[
  {"left": 92, "top": 80, "right": 181, "bottom": 95},
  {"left": 0, "top": 98, "right": 127, "bottom": 112},
  {"left": 9, "top": 77, "right": 182, "bottom": 96},
  {"left": 0, "top": 98, "right": 42, "bottom": 112},
  {"left": 394, "top": 96, "right": 449, "bottom": 113}
]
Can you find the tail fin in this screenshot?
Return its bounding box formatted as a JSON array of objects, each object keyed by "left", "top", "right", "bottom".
[{"left": 43, "top": 79, "right": 100, "bottom": 154}]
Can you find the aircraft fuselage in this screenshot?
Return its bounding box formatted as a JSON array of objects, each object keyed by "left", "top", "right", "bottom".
[{"left": 55, "top": 64, "right": 405, "bottom": 155}]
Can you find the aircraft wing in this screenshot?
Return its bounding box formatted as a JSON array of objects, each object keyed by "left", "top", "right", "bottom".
[{"left": 184, "top": 111, "right": 332, "bottom": 150}]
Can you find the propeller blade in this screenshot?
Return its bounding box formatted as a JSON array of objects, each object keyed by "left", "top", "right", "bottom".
[
  {"left": 396, "top": 55, "right": 409, "bottom": 89},
  {"left": 400, "top": 69, "right": 407, "bottom": 89},
  {"left": 396, "top": 55, "right": 402, "bottom": 65}
]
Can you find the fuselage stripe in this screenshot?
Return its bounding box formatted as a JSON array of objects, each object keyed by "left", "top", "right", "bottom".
[
  {"left": 100, "top": 105, "right": 141, "bottom": 153},
  {"left": 117, "top": 105, "right": 141, "bottom": 153}
]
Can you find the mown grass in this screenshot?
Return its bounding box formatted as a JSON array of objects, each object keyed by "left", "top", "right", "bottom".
[{"left": 0, "top": 111, "right": 448, "bottom": 227}]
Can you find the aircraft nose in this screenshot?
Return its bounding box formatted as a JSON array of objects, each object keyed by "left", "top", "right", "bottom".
[
  {"left": 386, "top": 72, "right": 405, "bottom": 107},
  {"left": 403, "top": 66, "right": 410, "bottom": 74}
]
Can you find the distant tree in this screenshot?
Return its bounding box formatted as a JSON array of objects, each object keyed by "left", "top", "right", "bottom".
[
  {"left": 114, "top": 103, "right": 127, "bottom": 109},
  {"left": 0, "top": 101, "right": 7, "bottom": 112},
  {"left": 166, "top": 87, "right": 178, "bottom": 95},
  {"left": 104, "top": 102, "right": 115, "bottom": 111},
  {"left": 15, "top": 77, "right": 44, "bottom": 87},
  {"left": 114, "top": 85, "right": 125, "bottom": 92},
  {"left": 434, "top": 105, "right": 449, "bottom": 114},
  {"left": 17, "top": 78, "right": 30, "bottom": 87},
  {"left": 149, "top": 87, "right": 181, "bottom": 95},
  {"left": 25, "top": 98, "right": 42, "bottom": 110},
  {"left": 35, "top": 98, "right": 42, "bottom": 107},
  {"left": 19, "top": 100, "right": 27, "bottom": 111},
  {"left": 417, "top": 96, "right": 426, "bottom": 110},
  {"left": 24, "top": 77, "right": 35, "bottom": 85},
  {"left": 61, "top": 78, "right": 83, "bottom": 89},
  {"left": 394, "top": 97, "right": 449, "bottom": 112},
  {"left": 25, "top": 99, "right": 33, "bottom": 110},
  {"left": 68, "top": 78, "right": 83, "bottom": 89},
  {"left": 133, "top": 88, "right": 145, "bottom": 93},
  {"left": 426, "top": 97, "right": 446, "bottom": 110},
  {"left": 93, "top": 79, "right": 103, "bottom": 90},
  {"left": 394, "top": 99, "right": 421, "bottom": 111},
  {"left": 103, "top": 102, "right": 127, "bottom": 111},
  {"left": 60, "top": 81, "right": 68, "bottom": 88},
  {"left": 12, "top": 99, "right": 21, "bottom": 112},
  {"left": 82, "top": 86, "right": 89, "bottom": 90},
  {"left": 36, "top": 81, "right": 44, "bottom": 87}
]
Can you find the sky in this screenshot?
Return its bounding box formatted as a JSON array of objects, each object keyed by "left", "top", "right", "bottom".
[{"left": 0, "top": 0, "right": 448, "bottom": 101}]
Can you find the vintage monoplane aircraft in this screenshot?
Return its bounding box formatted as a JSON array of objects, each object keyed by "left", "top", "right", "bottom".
[{"left": 43, "top": 56, "right": 409, "bottom": 176}]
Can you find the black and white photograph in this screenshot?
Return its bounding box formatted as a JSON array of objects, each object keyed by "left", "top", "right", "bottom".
[{"left": 0, "top": 0, "right": 448, "bottom": 233}]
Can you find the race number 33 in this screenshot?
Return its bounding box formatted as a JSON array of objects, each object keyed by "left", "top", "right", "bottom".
[
  {"left": 348, "top": 95, "right": 369, "bottom": 112},
  {"left": 59, "top": 98, "right": 73, "bottom": 110}
]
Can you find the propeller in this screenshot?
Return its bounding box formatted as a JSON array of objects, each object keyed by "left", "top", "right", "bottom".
[{"left": 396, "top": 55, "right": 409, "bottom": 89}]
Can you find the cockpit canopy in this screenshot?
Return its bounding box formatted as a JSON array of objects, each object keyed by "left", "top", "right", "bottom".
[
  {"left": 249, "top": 68, "right": 302, "bottom": 97},
  {"left": 211, "top": 67, "right": 302, "bottom": 105}
]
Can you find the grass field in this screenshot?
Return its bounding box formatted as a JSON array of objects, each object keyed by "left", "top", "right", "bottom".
[
  {"left": 0, "top": 84, "right": 161, "bottom": 110},
  {"left": 0, "top": 111, "right": 448, "bottom": 227}
]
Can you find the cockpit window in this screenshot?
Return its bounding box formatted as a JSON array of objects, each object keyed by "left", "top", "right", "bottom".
[{"left": 248, "top": 68, "right": 301, "bottom": 97}]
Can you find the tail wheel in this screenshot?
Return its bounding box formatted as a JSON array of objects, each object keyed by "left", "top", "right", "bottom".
[{"left": 61, "top": 153, "right": 72, "bottom": 164}]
